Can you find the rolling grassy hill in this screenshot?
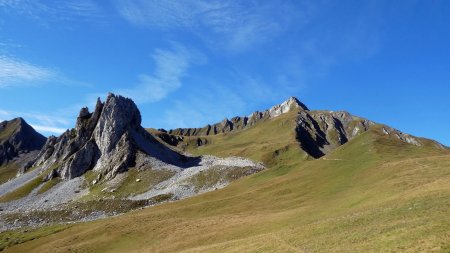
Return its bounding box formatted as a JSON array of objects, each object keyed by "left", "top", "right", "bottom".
[{"left": 2, "top": 114, "right": 449, "bottom": 252}]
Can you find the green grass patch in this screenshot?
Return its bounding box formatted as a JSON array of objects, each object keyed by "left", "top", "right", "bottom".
[
  {"left": 188, "top": 166, "right": 262, "bottom": 193},
  {"left": 0, "top": 225, "right": 69, "bottom": 251},
  {"left": 0, "top": 120, "right": 19, "bottom": 142},
  {"left": 37, "top": 178, "right": 61, "bottom": 194},
  {"left": 0, "top": 164, "right": 60, "bottom": 203},
  {"left": 113, "top": 168, "right": 175, "bottom": 197},
  {"left": 0, "top": 163, "right": 19, "bottom": 185},
  {"left": 82, "top": 168, "right": 175, "bottom": 200},
  {"left": 181, "top": 111, "right": 308, "bottom": 165}
]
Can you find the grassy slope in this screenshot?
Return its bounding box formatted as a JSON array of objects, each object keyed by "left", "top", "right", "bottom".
[
  {"left": 81, "top": 168, "right": 176, "bottom": 200},
  {"left": 181, "top": 110, "right": 309, "bottom": 165},
  {"left": 3, "top": 127, "right": 450, "bottom": 252},
  {"left": 0, "top": 163, "right": 19, "bottom": 185},
  {"left": 0, "top": 119, "right": 19, "bottom": 143},
  {"left": 0, "top": 120, "right": 20, "bottom": 184},
  {"left": 0, "top": 165, "right": 57, "bottom": 203}
]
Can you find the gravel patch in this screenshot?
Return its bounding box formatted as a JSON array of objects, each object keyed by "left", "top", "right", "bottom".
[
  {"left": 0, "top": 177, "right": 88, "bottom": 212},
  {"left": 130, "top": 155, "right": 264, "bottom": 201},
  {"left": 0, "top": 168, "right": 42, "bottom": 196}
]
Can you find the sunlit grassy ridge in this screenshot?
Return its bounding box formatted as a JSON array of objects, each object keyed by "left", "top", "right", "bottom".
[
  {"left": 2, "top": 123, "right": 449, "bottom": 252},
  {"left": 178, "top": 110, "right": 310, "bottom": 165},
  {"left": 0, "top": 119, "right": 19, "bottom": 143}
]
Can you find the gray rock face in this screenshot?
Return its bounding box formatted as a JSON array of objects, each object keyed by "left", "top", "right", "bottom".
[
  {"left": 294, "top": 111, "right": 374, "bottom": 158},
  {"left": 34, "top": 93, "right": 186, "bottom": 180},
  {"left": 0, "top": 118, "right": 46, "bottom": 166}
]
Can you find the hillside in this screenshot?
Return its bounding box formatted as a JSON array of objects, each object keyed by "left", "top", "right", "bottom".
[
  {"left": 2, "top": 127, "right": 449, "bottom": 252},
  {"left": 0, "top": 94, "right": 264, "bottom": 231},
  {"left": 0, "top": 96, "right": 448, "bottom": 252},
  {"left": 0, "top": 118, "right": 46, "bottom": 184}
]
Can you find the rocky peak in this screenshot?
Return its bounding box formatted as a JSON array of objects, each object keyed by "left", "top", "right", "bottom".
[
  {"left": 94, "top": 93, "right": 141, "bottom": 155},
  {"left": 34, "top": 93, "right": 185, "bottom": 180},
  {"left": 268, "top": 97, "right": 307, "bottom": 118},
  {"left": 0, "top": 117, "right": 46, "bottom": 166}
]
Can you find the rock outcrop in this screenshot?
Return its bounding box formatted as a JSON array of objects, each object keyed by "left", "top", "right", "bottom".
[
  {"left": 34, "top": 93, "right": 186, "bottom": 180},
  {"left": 168, "top": 97, "right": 306, "bottom": 136},
  {"left": 294, "top": 111, "right": 375, "bottom": 158},
  {"left": 0, "top": 118, "right": 46, "bottom": 166}
]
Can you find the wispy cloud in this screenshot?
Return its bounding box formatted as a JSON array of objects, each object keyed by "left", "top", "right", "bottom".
[
  {"left": 115, "top": 0, "right": 302, "bottom": 52},
  {"left": 0, "top": 0, "right": 104, "bottom": 24},
  {"left": 0, "top": 108, "right": 71, "bottom": 135},
  {"left": 30, "top": 125, "right": 66, "bottom": 135},
  {"left": 118, "top": 44, "right": 205, "bottom": 103},
  {"left": 0, "top": 55, "right": 55, "bottom": 87}
]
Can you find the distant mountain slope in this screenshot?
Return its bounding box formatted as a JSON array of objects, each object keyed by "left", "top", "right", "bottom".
[
  {"left": 0, "top": 118, "right": 46, "bottom": 165},
  {"left": 0, "top": 118, "right": 46, "bottom": 184}
]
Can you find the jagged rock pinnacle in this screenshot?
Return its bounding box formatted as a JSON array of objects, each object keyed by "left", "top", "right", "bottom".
[{"left": 34, "top": 93, "right": 184, "bottom": 180}]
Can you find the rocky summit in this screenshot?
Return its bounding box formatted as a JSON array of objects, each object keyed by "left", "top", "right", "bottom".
[
  {"left": 168, "top": 97, "right": 307, "bottom": 136},
  {"left": 33, "top": 93, "right": 186, "bottom": 180}
]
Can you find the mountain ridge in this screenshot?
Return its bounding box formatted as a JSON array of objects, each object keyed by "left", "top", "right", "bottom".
[
  {"left": 156, "top": 97, "right": 446, "bottom": 159},
  {"left": 167, "top": 97, "right": 306, "bottom": 136}
]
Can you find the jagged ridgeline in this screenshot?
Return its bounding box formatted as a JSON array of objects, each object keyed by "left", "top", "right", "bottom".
[
  {"left": 156, "top": 97, "right": 445, "bottom": 160},
  {"left": 33, "top": 93, "right": 188, "bottom": 180}
]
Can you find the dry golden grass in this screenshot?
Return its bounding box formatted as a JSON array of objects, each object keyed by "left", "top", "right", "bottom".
[{"left": 3, "top": 127, "right": 449, "bottom": 252}]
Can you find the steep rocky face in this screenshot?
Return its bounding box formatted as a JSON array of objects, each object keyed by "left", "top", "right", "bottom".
[
  {"left": 294, "top": 111, "right": 375, "bottom": 158},
  {"left": 0, "top": 118, "right": 46, "bottom": 166},
  {"left": 168, "top": 97, "right": 306, "bottom": 136},
  {"left": 34, "top": 93, "right": 185, "bottom": 180}
]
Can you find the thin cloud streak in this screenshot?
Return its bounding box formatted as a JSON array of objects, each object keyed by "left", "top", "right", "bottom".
[
  {"left": 30, "top": 124, "right": 67, "bottom": 135},
  {"left": 115, "top": 0, "right": 301, "bottom": 52},
  {"left": 0, "top": 108, "right": 71, "bottom": 136},
  {"left": 0, "top": 0, "right": 104, "bottom": 23},
  {"left": 0, "top": 55, "right": 92, "bottom": 88},
  {"left": 0, "top": 55, "right": 55, "bottom": 87}
]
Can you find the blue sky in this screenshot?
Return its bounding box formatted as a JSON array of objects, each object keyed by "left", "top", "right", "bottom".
[{"left": 0, "top": 1, "right": 449, "bottom": 146}]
